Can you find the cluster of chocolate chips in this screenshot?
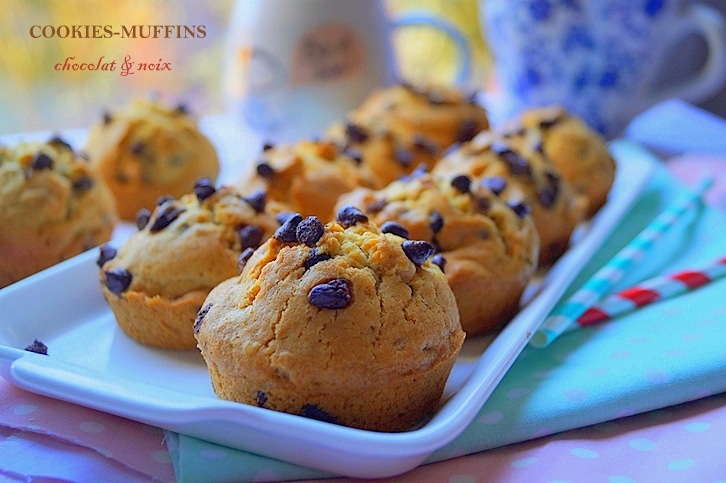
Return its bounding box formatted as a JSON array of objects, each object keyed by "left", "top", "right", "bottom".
[{"left": 23, "top": 137, "right": 95, "bottom": 193}]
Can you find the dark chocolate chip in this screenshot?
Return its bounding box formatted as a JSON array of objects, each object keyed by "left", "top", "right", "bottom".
[
  {"left": 262, "top": 141, "right": 275, "bottom": 151},
  {"left": 24, "top": 339, "right": 48, "bottom": 355},
  {"left": 136, "top": 208, "right": 151, "bottom": 230},
  {"left": 239, "top": 225, "right": 264, "bottom": 250},
  {"left": 156, "top": 194, "right": 175, "bottom": 206},
  {"left": 102, "top": 111, "right": 113, "bottom": 125},
  {"left": 256, "top": 390, "right": 268, "bottom": 407},
  {"left": 481, "top": 176, "right": 507, "bottom": 195},
  {"left": 395, "top": 147, "right": 414, "bottom": 167},
  {"left": 274, "top": 213, "right": 302, "bottom": 242},
  {"left": 366, "top": 198, "right": 387, "bottom": 213},
  {"left": 104, "top": 268, "right": 132, "bottom": 294},
  {"left": 491, "top": 142, "right": 531, "bottom": 177},
  {"left": 336, "top": 206, "right": 368, "bottom": 228},
  {"left": 243, "top": 190, "right": 266, "bottom": 213},
  {"left": 256, "top": 161, "right": 275, "bottom": 178},
  {"left": 275, "top": 211, "right": 296, "bottom": 225},
  {"left": 539, "top": 113, "right": 563, "bottom": 129},
  {"left": 429, "top": 211, "right": 444, "bottom": 234},
  {"left": 96, "top": 244, "right": 117, "bottom": 267},
  {"left": 48, "top": 135, "right": 72, "bottom": 151},
  {"left": 538, "top": 185, "right": 558, "bottom": 208},
  {"left": 300, "top": 403, "right": 338, "bottom": 424},
  {"left": 474, "top": 195, "right": 491, "bottom": 213},
  {"left": 31, "top": 152, "right": 53, "bottom": 170},
  {"left": 381, "top": 221, "right": 409, "bottom": 239},
  {"left": 150, "top": 205, "right": 185, "bottom": 232},
  {"left": 431, "top": 253, "right": 446, "bottom": 272},
  {"left": 456, "top": 118, "right": 478, "bottom": 143},
  {"left": 451, "top": 174, "right": 472, "bottom": 193},
  {"left": 508, "top": 200, "right": 531, "bottom": 218},
  {"left": 296, "top": 216, "right": 324, "bottom": 247},
  {"left": 308, "top": 278, "right": 352, "bottom": 309},
  {"left": 174, "top": 103, "right": 189, "bottom": 115},
  {"left": 193, "top": 303, "right": 212, "bottom": 334},
  {"left": 193, "top": 177, "right": 216, "bottom": 201},
  {"left": 72, "top": 176, "right": 94, "bottom": 192},
  {"left": 344, "top": 123, "right": 369, "bottom": 144},
  {"left": 304, "top": 248, "right": 332, "bottom": 270},
  {"left": 237, "top": 247, "right": 255, "bottom": 271},
  {"left": 402, "top": 240, "right": 435, "bottom": 266},
  {"left": 130, "top": 141, "right": 144, "bottom": 156}
]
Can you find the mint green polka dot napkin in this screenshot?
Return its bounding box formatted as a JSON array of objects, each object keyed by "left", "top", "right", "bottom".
[{"left": 166, "top": 162, "right": 726, "bottom": 482}]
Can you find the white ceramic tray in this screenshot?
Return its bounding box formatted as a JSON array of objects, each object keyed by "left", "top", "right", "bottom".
[{"left": 0, "top": 139, "right": 654, "bottom": 478}]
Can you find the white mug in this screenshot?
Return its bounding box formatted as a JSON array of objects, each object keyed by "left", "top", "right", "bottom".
[
  {"left": 223, "top": 0, "right": 472, "bottom": 142},
  {"left": 480, "top": 0, "right": 726, "bottom": 137}
]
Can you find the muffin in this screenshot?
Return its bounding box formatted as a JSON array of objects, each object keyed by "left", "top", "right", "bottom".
[
  {"left": 324, "top": 82, "right": 490, "bottom": 188},
  {"left": 83, "top": 98, "right": 220, "bottom": 220},
  {"left": 98, "top": 181, "right": 279, "bottom": 349},
  {"left": 0, "top": 137, "right": 117, "bottom": 288},
  {"left": 433, "top": 132, "right": 588, "bottom": 267},
  {"left": 503, "top": 105, "right": 616, "bottom": 217},
  {"left": 233, "top": 139, "right": 374, "bottom": 221},
  {"left": 337, "top": 170, "right": 539, "bottom": 335},
  {"left": 194, "top": 206, "right": 465, "bottom": 431}
]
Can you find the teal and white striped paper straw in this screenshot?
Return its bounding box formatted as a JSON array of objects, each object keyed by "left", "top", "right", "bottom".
[{"left": 530, "top": 177, "right": 713, "bottom": 348}]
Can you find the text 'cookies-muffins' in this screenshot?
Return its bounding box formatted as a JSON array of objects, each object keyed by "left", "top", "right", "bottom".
[
  {"left": 98, "top": 180, "right": 279, "bottom": 350},
  {"left": 83, "top": 98, "right": 220, "bottom": 220},
  {"left": 337, "top": 169, "right": 539, "bottom": 336},
  {"left": 0, "top": 137, "right": 117, "bottom": 288},
  {"left": 194, "top": 206, "right": 465, "bottom": 432}
]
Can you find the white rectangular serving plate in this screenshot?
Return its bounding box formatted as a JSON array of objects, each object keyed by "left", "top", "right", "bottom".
[{"left": 0, "top": 139, "right": 654, "bottom": 479}]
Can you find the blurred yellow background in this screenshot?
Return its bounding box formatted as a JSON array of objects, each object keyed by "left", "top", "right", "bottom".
[{"left": 0, "top": 0, "right": 489, "bottom": 135}]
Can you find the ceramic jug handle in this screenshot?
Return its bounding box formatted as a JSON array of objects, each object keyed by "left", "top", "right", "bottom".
[{"left": 392, "top": 12, "right": 472, "bottom": 86}]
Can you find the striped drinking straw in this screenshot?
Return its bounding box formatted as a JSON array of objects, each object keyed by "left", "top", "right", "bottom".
[{"left": 530, "top": 177, "right": 713, "bottom": 348}]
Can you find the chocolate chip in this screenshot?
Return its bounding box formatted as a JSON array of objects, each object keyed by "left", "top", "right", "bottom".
[
  {"left": 156, "top": 194, "right": 175, "bottom": 206},
  {"left": 130, "top": 141, "right": 144, "bottom": 156},
  {"left": 256, "top": 390, "right": 268, "bottom": 407},
  {"left": 239, "top": 225, "right": 264, "bottom": 249},
  {"left": 300, "top": 403, "right": 338, "bottom": 424},
  {"left": 451, "top": 174, "right": 472, "bottom": 193},
  {"left": 395, "top": 147, "right": 413, "bottom": 167},
  {"left": 237, "top": 247, "right": 255, "bottom": 271},
  {"left": 336, "top": 206, "right": 368, "bottom": 228},
  {"left": 538, "top": 185, "right": 558, "bottom": 208},
  {"left": 366, "top": 198, "right": 387, "bottom": 213},
  {"left": 150, "top": 205, "right": 185, "bottom": 232},
  {"left": 481, "top": 176, "right": 507, "bottom": 195},
  {"left": 381, "top": 221, "right": 409, "bottom": 239},
  {"left": 96, "top": 244, "right": 117, "bottom": 267},
  {"left": 345, "top": 123, "right": 369, "bottom": 144},
  {"left": 474, "top": 195, "right": 491, "bottom": 212},
  {"left": 431, "top": 253, "right": 446, "bottom": 272},
  {"left": 193, "top": 303, "right": 212, "bottom": 334},
  {"left": 174, "top": 103, "right": 189, "bottom": 115},
  {"left": 72, "top": 176, "right": 94, "bottom": 192},
  {"left": 402, "top": 240, "right": 435, "bottom": 266},
  {"left": 304, "top": 248, "right": 332, "bottom": 270},
  {"left": 308, "top": 278, "right": 352, "bottom": 309},
  {"left": 243, "top": 190, "right": 266, "bottom": 213},
  {"left": 136, "top": 208, "right": 151, "bottom": 230},
  {"left": 413, "top": 134, "right": 438, "bottom": 155},
  {"left": 296, "top": 216, "right": 324, "bottom": 246},
  {"left": 24, "top": 339, "right": 48, "bottom": 355},
  {"left": 508, "top": 200, "right": 531, "bottom": 218},
  {"left": 256, "top": 161, "right": 275, "bottom": 178},
  {"left": 492, "top": 142, "right": 531, "bottom": 177},
  {"left": 31, "top": 152, "right": 53, "bottom": 170},
  {"left": 443, "top": 142, "right": 461, "bottom": 157},
  {"left": 275, "top": 211, "right": 296, "bottom": 225},
  {"left": 48, "top": 135, "right": 72, "bottom": 151},
  {"left": 429, "top": 211, "right": 444, "bottom": 234},
  {"left": 102, "top": 111, "right": 113, "bottom": 125},
  {"left": 456, "top": 118, "right": 478, "bottom": 143},
  {"left": 274, "top": 213, "right": 302, "bottom": 242},
  {"left": 193, "top": 178, "right": 216, "bottom": 201},
  {"left": 104, "top": 268, "right": 132, "bottom": 294},
  {"left": 539, "top": 113, "right": 563, "bottom": 129},
  {"left": 343, "top": 147, "right": 363, "bottom": 165},
  {"left": 262, "top": 141, "right": 275, "bottom": 151}
]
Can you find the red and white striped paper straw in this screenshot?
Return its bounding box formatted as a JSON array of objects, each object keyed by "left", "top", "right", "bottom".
[{"left": 577, "top": 256, "right": 726, "bottom": 326}]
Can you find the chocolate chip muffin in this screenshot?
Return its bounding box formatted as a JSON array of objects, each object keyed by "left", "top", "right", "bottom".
[
  {"left": 194, "top": 206, "right": 465, "bottom": 431},
  {"left": 233, "top": 140, "right": 374, "bottom": 222},
  {"left": 0, "top": 138, "right": 117, "bottom": 288},
  {"left": 503, "top": 105, "right": 616, "bottom": 217},
  {"left": 83, "top": 98, "right": 220, "bottom": 221},
  {"left": 433, "top": 132, "right": 588, "bottom": 267},
  {"left": 98, "top": 181, "right": 279, "bottom": 349},
  {"left": 323, "top": 82, "right": 489, "bottom": 188},
  {"left": 337, "top": 170, "right": 539, "bottom": 335}
]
